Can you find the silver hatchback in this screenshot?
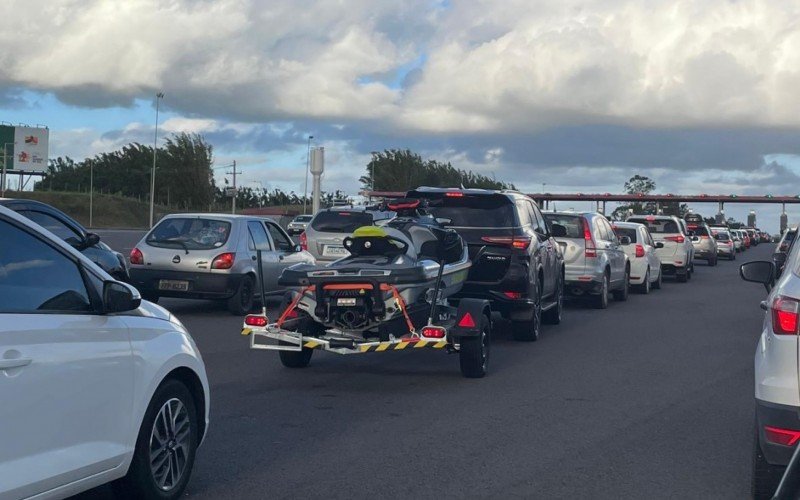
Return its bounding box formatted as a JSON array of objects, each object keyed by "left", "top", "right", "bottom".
[
  {"left": 129, "top": 214, "right": 315, "bottom": 314},
  {"left": 302, "top": 207, "right": 395, "bottom": 262}
]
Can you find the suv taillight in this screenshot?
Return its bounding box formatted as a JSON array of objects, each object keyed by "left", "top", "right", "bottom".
[
  {"left": 211, "top": 252, "right": 235, "bottom": 269},
  {"left": 582, "top": 218, "right": 596, "bottom": 257},
  {"left": 481, "top": 236, "right": 531, "bottom": 250},
  {"left": 772, "top": 296, "right": 800, "bottom": 335},
  {"left": 130, "top": 247, "right": 144, "bottom": 265},
  {"left": 664, "top": 235, "right": 685, "bottom": 244},
  {"left": 635, "top": 244, "right": 645, "bottom": 258},
  {"left": 299, "top": 231, "right": 308, "bottom": 251}
]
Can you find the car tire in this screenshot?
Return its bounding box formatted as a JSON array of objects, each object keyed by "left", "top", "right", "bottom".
[
  {"left": 542, "top": 274, "right": 563, "bottom": 325},
  {"left": 612, "top": 268, "right": 629, "bottom": 301},
  {"left": 709, "top": 256, "right": 717, "bottom": 267},
  {"left": 752, "top": 422, "right": 785, "bottom": 499},
  {"left": 652, "top": 268, "right": 662, "bottom": 289},
  {"left": 638, "top": 269, "right": 651, "bottom": 294},
  {"left": 512, "top": 285, "right": 541, "bottom": 341},
  {"left": 459, "top": 313, "right": 490, "bottom": 378},
  {"left": 112, "top": 379, "right": 198, "bottom": 500},
  {"left": 594, "top": 273, "right": 610, "bottom": 309},
  {"left": 676, "top": 269, "right": 688, "bottom": 283},
  {"left": 227, "top": 275, "right": 255, "bottom": 315},
  {"left": 279, "top": 343, "right": 314, "bottom": 368},
  {"left": 731, "top": 252, "right": 736, "bottom": 261}
]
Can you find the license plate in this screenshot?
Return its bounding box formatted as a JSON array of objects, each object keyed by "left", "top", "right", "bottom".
[
  {"left": 158, "top": 279, "right": 189, "bottom": 291},
  {"left": 337, "top": 298, "right": 357, "bottom": 306},
  {"left": 322, "top": 245, "right": 348, "bottom": 257}
]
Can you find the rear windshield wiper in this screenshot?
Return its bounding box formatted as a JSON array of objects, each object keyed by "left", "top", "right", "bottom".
[{"left": 148, "top": 237, "right": 190, "bottom": 254}]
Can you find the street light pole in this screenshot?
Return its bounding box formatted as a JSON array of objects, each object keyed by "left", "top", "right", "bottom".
[
  {"left": 1, "top": 142, "right": 15, "bottom": 198},
  {"left": 149, "top": 92, "right": 164, "bottom": 228},
  {"left": 370, "top": 151, "right": 379, "bottom": 193},
  {"left": 89, "top": 161, "right": 93, "bottom": 227},
  {"left": 303, "top": 135, "right": 313, "bottom": 214}
]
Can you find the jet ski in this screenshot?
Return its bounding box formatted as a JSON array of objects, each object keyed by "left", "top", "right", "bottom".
[{"left": 276, "top": 198, "right": 471, "bottom": 339}]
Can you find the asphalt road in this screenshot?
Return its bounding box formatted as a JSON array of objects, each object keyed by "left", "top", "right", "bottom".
[{"left": 78, "top": 235, "right": 773, "bottom": 499}]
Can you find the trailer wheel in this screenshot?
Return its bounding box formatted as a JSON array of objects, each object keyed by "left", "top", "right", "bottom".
[
  {"left": 459, "top": 313, "right": 490, "bottom": 378},
  {"left": 278, "top": 343, "right": 313, "bottom": 368}
]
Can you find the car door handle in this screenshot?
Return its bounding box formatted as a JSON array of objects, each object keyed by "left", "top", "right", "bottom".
[{"left": 0, "top": 358, "right": 32, "bottom": 370}]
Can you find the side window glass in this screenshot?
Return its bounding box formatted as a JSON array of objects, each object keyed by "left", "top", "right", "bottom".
[
  {"left": 531, "top": 203, "right": 547, "bottom": 233},
  {"left": 247, "top": 221, "right": 272, "bottom": 251},
  {"left": 593, "top": 218, "right": 607, "bottom": 241},
  {"left": 604, "top": 220, "right": 618, "bottom": 243},
  {"left": 21, "top": 210, "right": 83, "bottom": 247},
  {"left": 266, "top": 222, "right": 292, "bottom": 251},
  {"left": 0, "top": 219, "right": 92, "bottom": 313},
  {"left": 516, "top": 201, "right": 532, "bottom": 228}
]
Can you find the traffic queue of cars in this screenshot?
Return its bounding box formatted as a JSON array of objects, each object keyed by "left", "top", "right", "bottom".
[{"left": 0, "top": 191, "right": 781, "bottom": 499}]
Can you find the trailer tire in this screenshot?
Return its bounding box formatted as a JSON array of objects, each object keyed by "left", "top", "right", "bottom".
[
  {"left": 278, "top": 342, "right": 314, "bottom": 368},
  {"left": 459, "top": 314, "right": 490, "bottom": 378}
]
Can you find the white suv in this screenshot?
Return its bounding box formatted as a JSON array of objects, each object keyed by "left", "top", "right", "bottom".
[
  {"left": 627, "top": 215, "right": 695, "bottom": 282},
  {"left": 740, "top": 245, "right": 800, "bottom": 498},
  {"left": 0, "top": 206, "right": 209, "bottom": 499}
]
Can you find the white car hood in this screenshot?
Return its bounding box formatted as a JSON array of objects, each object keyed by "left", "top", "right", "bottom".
[{"left": 134, "top": 300, "right": 172, "bottom": 322}]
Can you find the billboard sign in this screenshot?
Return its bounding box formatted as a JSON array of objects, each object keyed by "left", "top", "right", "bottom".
[{"left": 12, "top": 126, "right": 49, "bottom": 172}]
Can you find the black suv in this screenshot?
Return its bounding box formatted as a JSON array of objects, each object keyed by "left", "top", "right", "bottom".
[
  {"left": 0, "top": 198, "right": 130, "bottom": 281},
  {"left": 408, "top": 187, "right": 565, "bottom": 341}
]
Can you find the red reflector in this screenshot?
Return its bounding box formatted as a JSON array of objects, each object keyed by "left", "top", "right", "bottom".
[
  {"left": 130, "top": 247, "right": 144, "bottom": 265},
  {"left": 244, "top": 315, "right": 268, "bottom": 327},
  {"left": 457, "top": 312, "right": 476, "bottom": 328},
  {"left": 211, "top": 252, "right": 235, "bottom": 269},
  {"left": 772, "top": 296, "right": 800, "bottom": 335},
  {"left": 445, "top": 192, "right": 464, "bottom": 197},
  {"left": 286, "top": 309, "right": 299, "bottom": 319},
  {"left": 338, "top": 212, "right": 351, "bottom": 216},
  {"left": 503, "top": 291, "right": 522, "bottom": 299},
  {"left": 765, "top": 426, "right": 800, "bottom": 446},
  {"left": 481, "top": 236, "right": 531, "bottom": 250},
  {"left": 664, "top": 235, "right": 685, "bottom": 244},
  {"left": 421, "top": 326, "right": 446, "bottom": 338},
  {"left": 635, "top": 244, "right": 645, "bottom": 258}
]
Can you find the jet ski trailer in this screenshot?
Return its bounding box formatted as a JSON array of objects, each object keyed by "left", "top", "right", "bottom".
[{"left": 241, "top": 200, "right": 494, "bottom": 378}]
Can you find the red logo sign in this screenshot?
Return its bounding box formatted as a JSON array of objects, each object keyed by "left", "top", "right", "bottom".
[
  {"left": 17, "top": 151, "right": 29, "bottom": 163},
  {"left": 24, "top": 135, "right": 38, "bottom": 145}
]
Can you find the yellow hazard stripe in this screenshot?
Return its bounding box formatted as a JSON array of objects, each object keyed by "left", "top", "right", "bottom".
[
  {"left": 241, "top": 328, "right": 252, "bottom": 336},
  {"left": 395, "top": 341, "right": 409, "bottom": 350},
  {"left": 414, "top": 340, "right": 429, "bottom": 348},
  {"left": 304, "top": 340, "right": 320, "bottom": 349},
  {"left": 357, "top": 340, "right": 449, "bottom": 352}
]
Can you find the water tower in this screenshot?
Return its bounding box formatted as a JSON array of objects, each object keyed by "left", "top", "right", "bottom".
[{"left": 310, "top": 147, "right": 324, "bottom": 214}]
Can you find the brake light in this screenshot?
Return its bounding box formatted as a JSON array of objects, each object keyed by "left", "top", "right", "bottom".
[
  {"left": 664, "top": 235, "right": 685, "bottom": 244},
  {"left": 480, "top": 236, "right": 531, "bottom": 250},
  {"left": 299, "top": 231, "right": 308, "bottom": 251},
  {"left": 503, "top": 291, "right": 523, "bottom": 299},
  {"left": 457, "top": 312, "right": 476, "bottom": 328},
  {"left": 244, "top": 315, "right": 268, "bottom": 327},
  {"left": 635, "top": 244, "right": 645, "bottom": 258},
  {"left": 582, "top": 218, "right": 596, "bottom": 257},
  {"left": 772, "top": 296, "right": 799, "bottom": 335},
  {"left": 445, "top": 192, "right": 464, "bottom": 197},
  {"left": 421, "top": 325, "right": 446, "bottom": 338},
  {"left": 211, "top": 252, "right": 235, "bottom": 269},
  {"left": 764, "top": 426, "right": 800, "bottom": 446},
  {"left": 700, "top": 235, "right": 709, "bottom": 240},
  {"left": 130, "top": 247, "right": 144, "bottom": 265}
]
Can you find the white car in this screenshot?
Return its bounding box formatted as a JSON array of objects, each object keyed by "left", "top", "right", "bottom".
[
  {"left": 627, "top": 215, "right": 695, "bottom": 283},
  {"left": 611, "top": 221, "right": 663, "bottom": 293},
  {"left": 0, "top": 206, "right": 209, "bottom": 500},
  {"left": 740, "top": 247, "right": 800, "bottom": 498}
]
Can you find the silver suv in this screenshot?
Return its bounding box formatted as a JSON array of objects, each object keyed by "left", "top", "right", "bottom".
[
  {"left": 301, "top": 206, "right": 395, "bottom": 262},
  {"left": 543, "top": 211, "right": 630, "bottom": 309},
  {"left": 686, "top": 220, "right": 718, "bottom": 266},
  {"left": 627, "top": 215, "right": 694, "bottom": 282},
  {"left": 129, "top": 214, "right": 315, "bottom": 314}
]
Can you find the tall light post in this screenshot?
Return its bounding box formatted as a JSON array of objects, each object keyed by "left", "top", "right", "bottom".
[
  {"left": 149, "top": 92, "right": 164, "bottom": 228},
  {"left": 89, "top": 161, "right": 94, "bottom": 227},
  {"left": 303, "top": 135, "right": 313, "bottom": 214},
  {"left": 1, "top": 142, "right": 14, "bottom": 198},
  {"left": 370, "top": 151, "right": 379, "bottom": 193}
]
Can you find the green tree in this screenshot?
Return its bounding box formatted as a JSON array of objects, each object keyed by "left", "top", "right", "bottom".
[
  {"left": 611, "top": 175, "right": 657, "bottom": 220},
  {"left": 360, "top": 149, "right": 513, "bottom": 192}
]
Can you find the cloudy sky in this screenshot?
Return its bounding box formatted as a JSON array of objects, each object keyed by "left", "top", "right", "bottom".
[{"left": 3, "top": 0, "right": 800, "bottom": 230}]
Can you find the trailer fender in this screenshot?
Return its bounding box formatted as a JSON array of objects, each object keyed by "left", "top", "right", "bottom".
[{"left": 450, "top": 298, "right": 491, "bottom": 338}]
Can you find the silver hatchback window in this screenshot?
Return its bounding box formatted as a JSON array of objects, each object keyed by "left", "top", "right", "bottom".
[{"left": 148, "top": 218, "right": 232, "bottom": 250}]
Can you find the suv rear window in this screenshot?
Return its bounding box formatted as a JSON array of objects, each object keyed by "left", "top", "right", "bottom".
[
  {"left": 294, "top": 215, "right": 313, "bottom": 222},
  {"left": 543, "top": 213, "right": 583, "bottom": 238},
  {"left": 613, "top": 227, "right": 637, "bottom": 242},
  {"left": 715, "top": 232, "right": 730, "bottom": 241},
  {"left": 424, "top": 195, "right": 516, "bottom": 228},
  {"left": 687, "top": 224, "right": 709, "bottom": 237},
  {"left": 147, "top": 218, "right": 231, "bottom": 250},
  {"left": 628, "top": 218, "right": 679, "bottom": 234},
  {"left": 311, "top": 211, "right": 373, "bottom": 233}
]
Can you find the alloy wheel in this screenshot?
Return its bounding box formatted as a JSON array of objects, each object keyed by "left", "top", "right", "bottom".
[{"left": 149, "top": 398, "right": 191, "bottom": 491}]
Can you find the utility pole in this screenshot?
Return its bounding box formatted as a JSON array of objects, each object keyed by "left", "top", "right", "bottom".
[
  {"left": 226, "top": 161, "right": 242, "bottom": 214},
  {"left": 149, "top": 92, "right": 164, "bottom": 228},
  {"left": 89, "top": 161, "right": 94, "bottom": 227},
  {"left": 303, "top": 135, "right": 313, "bottom": 214},
  {"left": 1, "top": 142, "right": 14, "bottom": 198}
]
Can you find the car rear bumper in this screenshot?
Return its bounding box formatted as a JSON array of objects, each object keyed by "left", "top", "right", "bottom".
[
  {"left": 452, "top": 287, "right": 535, "bottom": 321},
  {"left": 756, "top": 399, "right": 800, "bottom": 466},
  {"left": 693, "top": 248, "right": 715, "bottom": 260},
  {"left": 660, "top": 263, "right": 688, "bottom": 275},
  {"left": 717, "top": 246, "right": 734, "bottom": 255},
  {"left": 130, "top": 268, "right": 243, "bottom": 299}
]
